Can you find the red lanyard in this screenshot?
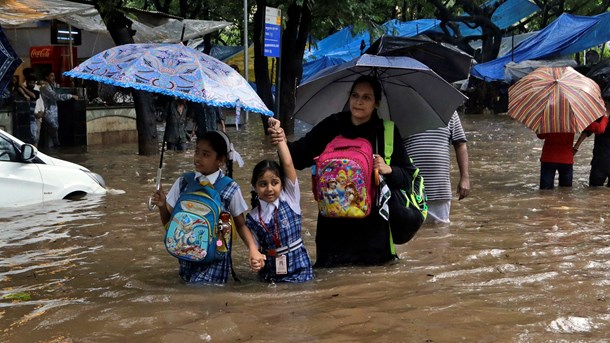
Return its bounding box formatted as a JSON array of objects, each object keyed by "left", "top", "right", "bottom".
[{"left": 258, "top": 206, "right": 281, "bottom": 248}]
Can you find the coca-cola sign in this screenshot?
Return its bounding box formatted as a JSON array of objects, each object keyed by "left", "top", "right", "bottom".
[{"left": 30, "top": 47, "right": 52, "bottom": 59}]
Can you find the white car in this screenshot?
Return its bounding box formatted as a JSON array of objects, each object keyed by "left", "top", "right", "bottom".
[{"left": 0, "top": 129, "right": 106, "bottom": 207}]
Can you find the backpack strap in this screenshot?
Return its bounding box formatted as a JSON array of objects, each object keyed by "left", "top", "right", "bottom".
[
  {"left": 381, "top": 119, "right": 396, "bottom": 256},
  {"left": 383, "top": 120, "right": 394, "bottom": 165},
  {"left": 214, "top": 175, "right": 232, "bottom": 192},
  {"left": 212, "top": 174, "right": 241, "bottom": 283}
]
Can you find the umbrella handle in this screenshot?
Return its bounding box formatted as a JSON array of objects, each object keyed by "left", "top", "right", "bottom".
[{"left": 147, "top": 168, "right": 163, "bottom": 211}]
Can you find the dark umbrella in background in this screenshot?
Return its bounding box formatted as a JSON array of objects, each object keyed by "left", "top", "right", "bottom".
[
  {"left": 587, "top": 59, "right": 610, "bottom": 100},
  {"left": 365, "top": 35, "right": 473, "bottom": 83},
  {"left": 0, "top": 25, "right": 22, "bottom": 96}
]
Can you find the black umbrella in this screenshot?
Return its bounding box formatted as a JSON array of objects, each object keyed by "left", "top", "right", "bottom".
[
  {"left": 587, "top": 59, "right": 610, "bottom": 80},
  {"left": 586, "top": 59, "right": 610, "bottom": 100},
  {"left": 365, "top": 35, "right": 473, "bottom": 83}
]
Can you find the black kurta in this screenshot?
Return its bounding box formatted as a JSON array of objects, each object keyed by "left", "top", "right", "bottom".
[{"left": 288, "top": 111, "right": 415, "bottom": 267}]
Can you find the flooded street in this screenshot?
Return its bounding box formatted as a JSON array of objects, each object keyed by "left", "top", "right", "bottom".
[{"left": 1, "top": 113, "right": 610, "bottom": 343}]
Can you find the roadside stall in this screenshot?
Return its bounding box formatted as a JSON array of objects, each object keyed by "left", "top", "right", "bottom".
[{"left": 0, "top": 0, "right": 231, "bottom": 146}]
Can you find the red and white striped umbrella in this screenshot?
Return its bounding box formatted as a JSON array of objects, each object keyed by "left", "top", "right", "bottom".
[{"left": 508, "top": 66, "right": 606, "bottom": 134}]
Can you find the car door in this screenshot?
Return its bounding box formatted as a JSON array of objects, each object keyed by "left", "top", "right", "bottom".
[{"left": 0, "top": 134, "right": 43, "bottom": 207}]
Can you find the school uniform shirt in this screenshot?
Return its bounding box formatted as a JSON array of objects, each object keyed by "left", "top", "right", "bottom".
[
  {"left": 166, "top": 169, "right": 248, "bottom": 284},
  {"left": 246, "top": 177, "right": 313, "bottom": 283},
  {"left": 288, "top": 111, "right": 415, "bottom": 267}
]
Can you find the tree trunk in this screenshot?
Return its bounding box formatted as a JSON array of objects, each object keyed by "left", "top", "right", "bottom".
[
  {"left": 253, "top": 0, "right": 275, "bottom": 133},
  {"left": 94, "top": 0, "right": 158, "bottom": 155},
  {"left": 278, "top": 0, "right": 312, "bottom": 136}
]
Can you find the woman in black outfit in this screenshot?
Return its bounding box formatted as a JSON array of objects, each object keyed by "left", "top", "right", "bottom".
[{"left": 270, "top": 75, "right": 416, "bottom": 267}]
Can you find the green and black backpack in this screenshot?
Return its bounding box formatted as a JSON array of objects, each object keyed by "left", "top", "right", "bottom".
[{"left": 382, "top": 120, "right": 428, "bottom": 245}]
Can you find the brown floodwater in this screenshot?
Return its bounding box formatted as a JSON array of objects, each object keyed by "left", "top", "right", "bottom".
[{"left": 1, "top": 113, "right": 609, "bottom": 343}]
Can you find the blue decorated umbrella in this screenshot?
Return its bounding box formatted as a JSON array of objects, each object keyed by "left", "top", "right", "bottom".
[
  {"left": 64, "top": 43, "right": 272, "bottom": 116},
  {"left": 0, "top": 25, "right": 22, "bottom": 96},
  {"left": 65, "top": 43, "right": 273, "bottom": 210}
]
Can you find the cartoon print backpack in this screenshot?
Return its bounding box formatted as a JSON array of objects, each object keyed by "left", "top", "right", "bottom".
[
  {"left": 165, "top": 172, "right": 232, "bottom": 263},
  {"left": 312, "top": 136, "right": 375, "bottom": 218},
  {"left": 382, "top": 120, "right": 428, "bottom": 245}
]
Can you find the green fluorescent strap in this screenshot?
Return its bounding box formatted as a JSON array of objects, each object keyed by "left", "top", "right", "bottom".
[
  {"left": 383, "top": 120, "right": 394, "bottom": 165},
  {"left": 382, "top": 119, "right": 396, "bottom": 255}
]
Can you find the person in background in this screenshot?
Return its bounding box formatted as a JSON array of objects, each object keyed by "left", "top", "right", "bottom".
[
  {"left": 536, "top": 132, "right": 575, "bottom": 189},
  {"left": 165, "top": 98, "right": 189, "bottom": 152},
  {"left": 188, "top": 102, "right": 226, "bottom": 139},
  {"left": 22, "top": 69, "right": 45, "bottom": 146},
  {"left": 573, "top": 99, "right": 610, "bottom": 186},
  {"left": 10, "top": 74, "right": 38, "bottom": 144},
  {"left": 24, "top": 75, "right": 41, "bottom": 145},
  {"left": 404, "top": 112, "right": 470, "bottom": 224},
  {"left": 40, "top": 71, "right": 78, "bottom": 148}
]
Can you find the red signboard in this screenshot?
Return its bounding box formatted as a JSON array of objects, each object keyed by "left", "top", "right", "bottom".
[{"left": 29, "top": 46, "right": 78, "bottom": 87}]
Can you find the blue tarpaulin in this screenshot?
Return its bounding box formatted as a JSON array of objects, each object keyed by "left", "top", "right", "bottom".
[
  {"left": 304, "top": 19, "right": 440, "bottom": 63},
  {"left": 301, "top": 56, "right": 346, "bottom": 83},
  {"left": 304, "top": 0, "right": 538, "bottom": 63},
  {"left": 429, "top": 0, "right": 539, "bottom": 37},
  {"left": 472, "top": 12, "right": 610, "bottom": 82}
]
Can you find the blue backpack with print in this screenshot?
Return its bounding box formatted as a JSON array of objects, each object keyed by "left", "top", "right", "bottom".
[{"left": 164, "top": 172, "right": 232, "bottom": 263}]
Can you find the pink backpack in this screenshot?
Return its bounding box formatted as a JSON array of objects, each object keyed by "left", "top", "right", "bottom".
[{"left": 312, "top": 136, "right": 375, "bottom": 218}]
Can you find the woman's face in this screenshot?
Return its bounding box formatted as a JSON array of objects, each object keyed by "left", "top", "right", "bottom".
[{"left": 349, "top": 81, "right": 378, "bottom": 125}]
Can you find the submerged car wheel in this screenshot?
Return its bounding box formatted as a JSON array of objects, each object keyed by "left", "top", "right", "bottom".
[{"left": 64, "top": 191, "right": 87, "bottom": 200}]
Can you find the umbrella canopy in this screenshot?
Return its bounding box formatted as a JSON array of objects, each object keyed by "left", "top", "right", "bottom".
[
  {"left": 294, "top": 54, "right": 467, "bottom": 137},
  {"left": 365, "top": 35, "right": 473, "bottom": 83},
  {"left": 0, "top": 26, "right": 22, "bottom": 94},
  {"left": 64, "top": 43, "right": 272, "bottom": 116},
  {"left": 586, "top": 59, "right": 610, "bottom": 100},
  {"left": 508, "top": 66, "right": 606, "bottom": 134},
  {"left": 586, "top": 59, "right": 610, "bottom": 82}
]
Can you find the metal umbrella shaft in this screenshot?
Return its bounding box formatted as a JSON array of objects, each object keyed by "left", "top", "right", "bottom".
[{"left": 147, "top": 129, "right": 167, "bottom": 211}]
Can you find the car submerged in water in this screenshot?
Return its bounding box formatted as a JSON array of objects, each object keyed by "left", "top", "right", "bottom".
[{"left": 0, "top": 129, "right": 106, "bottom": 207}]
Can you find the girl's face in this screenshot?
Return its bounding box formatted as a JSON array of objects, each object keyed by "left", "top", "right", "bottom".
[
  {"left": 255, "top": 170, "right": 282, "bottom": 203},
  {"left": 349, "top": 81, "right": 378, "bottom": 125},
  {"left": 194, "top": 139, "right": 225, "bottom": 175}
]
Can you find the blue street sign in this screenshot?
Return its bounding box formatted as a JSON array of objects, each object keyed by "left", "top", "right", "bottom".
[{"left": 264, "top": 7, "right": 281, "bottom": 58}]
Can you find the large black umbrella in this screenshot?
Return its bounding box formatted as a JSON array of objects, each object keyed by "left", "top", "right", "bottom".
[
  {"left": 0, "top": 25, "right": 21, "bottom": 94},
  {"left": 294, "top": 54, "right": 467, "bottom": 137},
  {"left": 365, "top": 35, "right": 473, "bottom": 83}
]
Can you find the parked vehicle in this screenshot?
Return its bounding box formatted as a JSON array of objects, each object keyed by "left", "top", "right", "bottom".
[{"left": 0, "top": 129, "right": 106, "bottom": 207}]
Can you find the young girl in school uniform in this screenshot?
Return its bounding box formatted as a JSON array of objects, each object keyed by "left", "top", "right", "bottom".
[
  {"left": 152, "top": 130, "right": 265, "bottom": 284},
  {"left": 246, "top": 118, "right": 314, "bottom": 283}
]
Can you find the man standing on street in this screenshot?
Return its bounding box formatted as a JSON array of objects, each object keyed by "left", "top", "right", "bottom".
[{"left": 404, "top": 111, "right": 470, "bottom": 223}]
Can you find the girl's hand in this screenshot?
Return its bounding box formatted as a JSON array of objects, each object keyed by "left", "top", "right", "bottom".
[
  {"left": 373, "top": 154, "right": 392, "bottom": 175},
  {"left": 249, "top": 250, "right": 266, "bottom": 272},
  {"left": 268, "top": 117, "right": 281, "bottom": 130},
  {"left": 151, "top": 184, "right": 167, "bottom": 208},
  {"left": 267, "top": 118, "right": 286, "bottom": 145}
]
